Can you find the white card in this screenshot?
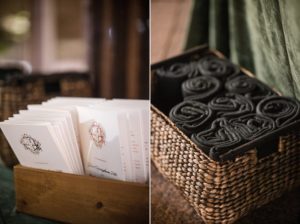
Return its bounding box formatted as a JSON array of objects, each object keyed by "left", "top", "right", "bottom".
[
  {"left": 77, "top": 106, "right": 126, "bottom": 181},
  {"left": 90, "top": 103, "right": 148, "bottom": 183},
  {"left": 103, "top": 99, "right": 150, "bottom": 180},
  {"left": 0, "top": 122, "right": 74, "bottom": 173},
  {"left": 11, "top": 111, "right": 84, "bottom": 174}
]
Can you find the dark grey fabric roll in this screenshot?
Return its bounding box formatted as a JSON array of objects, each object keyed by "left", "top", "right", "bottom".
[
  {"left": 198, "top": 55, "right": 240, "bottom": 79},
  {"left": 225, "top": 75, "right": 276, "bottom": 103},
  {"left": 191, "top": 118, "right": 243, "bottom": 158},
  {"left": 155, "top": 63, "right": 195, "bottom": 112},
  {"left": 169, "top": 100, "right": 213, "bottom": 136},
  {"left": 230, "top": 114, "right": 275, "bottom": 140},
  {"left": 182, "top": 76, "right": 222, "bottom": 102},
  {"left": 257, "top": 96, "right": 300, "bottom": 127},
  {"left": 208, "top": 93, "right": 254, "bottom": 118},
  {"left": 155, "top": 62, "right": 199, "bottom": 81}
]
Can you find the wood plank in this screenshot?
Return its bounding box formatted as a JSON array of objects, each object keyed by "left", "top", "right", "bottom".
[
  {"left": 126, "top": 0, "right": 141, "bottom": 98},
  {"left": 99, "top": 1, "right": 114, "bottom": 98},
  {"left": 14, "top": 165, "right": 149, "bottom": 224}
]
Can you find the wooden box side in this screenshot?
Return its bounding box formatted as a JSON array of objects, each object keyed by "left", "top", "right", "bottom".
[{"left": 14, "top": 165, "right": 149, "bottom": 224}]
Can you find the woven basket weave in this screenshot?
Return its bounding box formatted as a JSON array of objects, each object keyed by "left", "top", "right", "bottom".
[
  {"left": 151, "top": 47, "right": 300, "bottom": 223},
  {"left": 0, "top": 72, "right": 92, "bottom": 167}
]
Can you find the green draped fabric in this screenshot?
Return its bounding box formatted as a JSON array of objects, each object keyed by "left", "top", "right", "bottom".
[{"left": 186, "top": 0, "right": 300, "bottom": 99}]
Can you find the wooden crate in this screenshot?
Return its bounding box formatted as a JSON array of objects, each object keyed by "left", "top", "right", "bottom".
[{"left": 14, "top": 165, "right": 149, "bottom": 224}]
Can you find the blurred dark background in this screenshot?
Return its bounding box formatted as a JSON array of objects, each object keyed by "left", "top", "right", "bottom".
[{"left": 0, "top": 0, "right": 149, "bottom": 98}]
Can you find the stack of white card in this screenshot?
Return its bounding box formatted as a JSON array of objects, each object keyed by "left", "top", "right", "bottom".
[{"left": 0, "top": 97, "right": 149, "bottom": 183}]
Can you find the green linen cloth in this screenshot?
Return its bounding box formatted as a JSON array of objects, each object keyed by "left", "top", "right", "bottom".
[{"left": 186, "top": 0, "right": 300, "bottom": 99}]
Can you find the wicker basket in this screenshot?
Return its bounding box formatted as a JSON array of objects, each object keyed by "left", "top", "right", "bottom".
[
  {"left": 151, "top": 46, "right": 300, "bottom": 223},
  {"left": 0, "top": 72, "right": 92, "bottom": 167}
]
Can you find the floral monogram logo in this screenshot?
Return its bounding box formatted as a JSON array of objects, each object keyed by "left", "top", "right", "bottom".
[
  {"left": 20, "top": 134, "right": 42, "bottom": 154},
  {"left": 89, "top": 122, "right": 106, "bottom": 148}
]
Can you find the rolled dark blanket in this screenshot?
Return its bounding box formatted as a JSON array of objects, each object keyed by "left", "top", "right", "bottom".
[
  {"left": 256, "top": 96, "right": 300, "bottom": 127},
  {"left": 155, "top": 62, "right": 195, "bottom": 112},
  {"left": 191, "top": 118, "right": 243, "bottom": 158},
  {"left": 230, "top": 114, "right": 275, "bottom": 140},
  {"left": 208, "top": 93, "right": 254, "bottom": 118},
  {"left": 181, "top": 76, "right": 222, "bottom": 102},
  {"left": 186, "top": 61, "right": 202, "bottom": 78},
  {"left": 155, "top": 62, "right": 201, "bottom": 81},
  {"left": 198, "top": 55, "right": 240, "bottom": 79},
  {"left": 225, "top": 75, "right": 276, "bottom": 103},
  {"left": 169, "top": 100, "right": 213, "bottom": 136}
]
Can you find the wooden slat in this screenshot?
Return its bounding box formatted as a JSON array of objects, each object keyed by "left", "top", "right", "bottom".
[
  {"left": 14, "top": 165, "right": 149, "bottom": 224},
  {"left": 99, "top": 1, "right": 114, "bottom": 98},
  {"left": 88, "top": 0, "right": 148, "bottom": 99},
  {"left": 126, "top": 0, "right": 141, "bottom": 98}
]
